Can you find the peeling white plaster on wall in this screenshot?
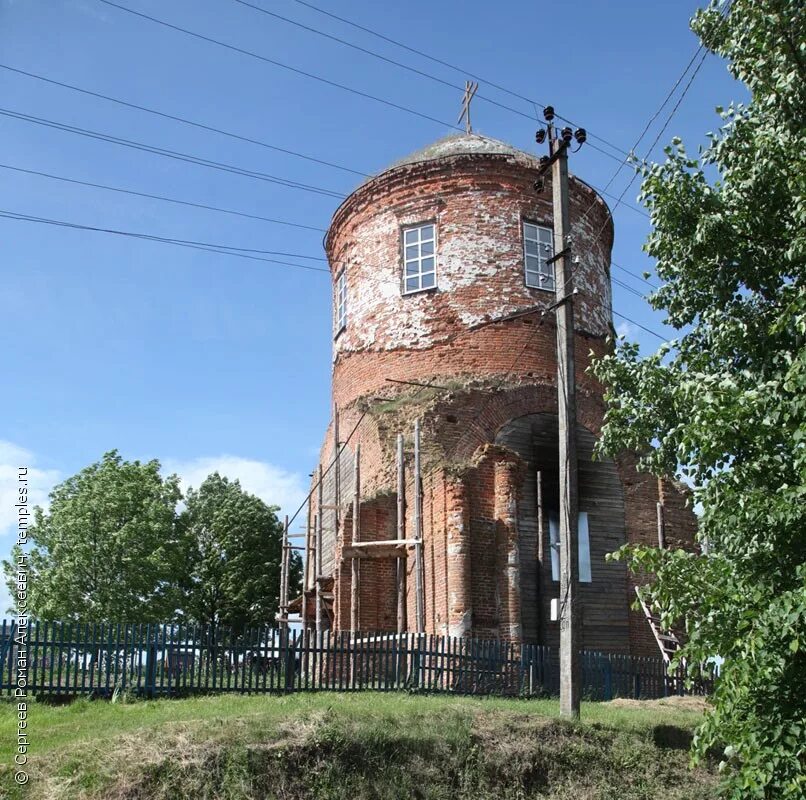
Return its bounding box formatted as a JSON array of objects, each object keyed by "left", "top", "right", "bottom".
[{"left": 331, "top": 172, "right": 613, "bottom": 358}]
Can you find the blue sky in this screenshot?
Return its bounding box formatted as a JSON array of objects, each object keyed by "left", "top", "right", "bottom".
[{"left": 0, "top": 0, "right": 745, "bottom": 611}]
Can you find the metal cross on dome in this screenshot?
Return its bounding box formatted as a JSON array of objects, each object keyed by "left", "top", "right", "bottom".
[{"left": 457, "top": 80, "right": 479, "bottom": 134}]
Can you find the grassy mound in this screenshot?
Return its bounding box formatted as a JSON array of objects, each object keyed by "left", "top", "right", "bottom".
[{"left": 0, "top": 693, "right": 717, "bottom": 799}]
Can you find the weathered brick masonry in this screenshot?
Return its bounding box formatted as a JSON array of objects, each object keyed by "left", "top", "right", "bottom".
[{"left": 304, "top": 133, "right": 696, "bottom": 657}]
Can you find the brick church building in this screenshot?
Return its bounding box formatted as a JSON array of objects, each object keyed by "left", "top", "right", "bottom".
[{"left": 299, "top": 132, "right": 695, "bottom": 657}]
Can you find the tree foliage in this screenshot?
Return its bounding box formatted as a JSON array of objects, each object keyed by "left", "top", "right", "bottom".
[
  {"left": 177, "top": 473, "right": 301, "bottom": 631},
  {"left": 592, "top": 1, "right": 805, "bottom": 796},
  {"left": 3, "top": 451, "right": 183, "bottom": 621}
]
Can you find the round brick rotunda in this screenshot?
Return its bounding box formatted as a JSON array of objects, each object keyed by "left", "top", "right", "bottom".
[{"left": 301, "top": 133, "right": 695, "bottom": 657}]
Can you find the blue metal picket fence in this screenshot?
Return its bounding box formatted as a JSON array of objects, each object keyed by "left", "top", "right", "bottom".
[{"left": 0, "top": 620, "right": 714, "bottom": 700}]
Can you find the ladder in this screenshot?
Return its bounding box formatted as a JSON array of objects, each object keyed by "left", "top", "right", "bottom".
[{"left": 634, "top": 586, "right": 682, "bottom": 664}]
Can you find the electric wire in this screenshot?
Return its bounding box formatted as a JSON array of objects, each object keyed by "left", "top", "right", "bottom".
[
  {"left": 600, "top": 48, "right": 710, "bottom": 230},
  {"left": 0, "top": 209, "right": 331, "bottom": 273},
  {"left": 290, "top": 0, "right": 633, "bottom": 161},
  {"left": 612, "top": 259, "right": 658, "bottom": 288},
  {"left": 0, "top": 64, "right": 370, "bottom": 179},
  {"left": 0, "top": 64, "right": 651, "bottom": 220},
  {"left": 0, "top": 202, "right": 671, "bottom": 525},
  {"left": 95, "top": 0, "right": 633, "bottom": 171},
  {"left": 0, "top": 162, "right": 329, "bottom": 233},
  {"left": 3, "top": 159, "right": 662, "bottom": 287},
  {"left": 97, "top": 0, "right": 464, "bottom": 133},
  {"left": 0, "top": 107, "right": 346, "bottom": 200},
  {"left": 229, "top": 0, "right": 625, "bottom": 169},
  {"left": 570, "top": 44, "right": 707, "bottom": 242}
]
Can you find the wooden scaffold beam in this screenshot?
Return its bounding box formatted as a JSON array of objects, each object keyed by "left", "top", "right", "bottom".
[
  {"left": 342, "top": 539, "right": 418, "bottom": 559},
  {"left": 278, "top": 514, "right": 290, "bottom": 629},
  {"left": 396, "top": 432, "right": 407, "bottom": 633},
  {"left": 413, "top": 419, "right": 425, "bottom": 633},
  {"left": 350, "top": 443, "right": 361, "bottom": 633},
  {"left": 332, "top": 404, "right": 341, "bottom": 626},
  {"left": 316, "top": 464, "right": 324, "bottom": 636}
]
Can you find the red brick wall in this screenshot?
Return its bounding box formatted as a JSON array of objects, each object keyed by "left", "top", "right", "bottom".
[{"left": 302, "top": 147, "right": 697, "bottom": 658}]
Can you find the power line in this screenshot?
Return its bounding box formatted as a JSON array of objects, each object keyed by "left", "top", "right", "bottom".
[
  {"left": 608, "top": 49, "right": 710, "bottom": 221},
  {"left": 0, "top": 63, "right": 370, "bottom": 179},
  {"left": 0, "top": 106, "right": 346, "bottom": 200},
  {"left": 93, "top": 0, "right": 662, "bottom": 186},
  {"left": 609, "top": 307, "right": 667, "bottom": 341},
  {"left": 596, "top": 45, "right": 706, "bottom": 204},
  {"left": 572, "top": 44, "right": 709, "bottom": 241},
  {"left": 229, "top": 0, "right": 624, "bottom": 169},
  {"left": 0, "top": 200, "right": 669, "bottom": 340},
  {"left": 290, "top": 0, "right": 633, "bottom": 161},
  {"left": 0, "top": 66, "right": 651, "bottom": 220},
  {"left": 0, "top": 162, "right": 329, "bottom": 233},
  {"left": 587, "top": 48, "right": 710, "bottom": 248},
  {"left": 611, "top": 259, "right": 658, "bottom": 288},
  {"left": 0, "top": 209, "right": 331, "bottom": 273},
  {"left": 611, "top": 276, "right": 647, "bottom": 300},
  {"left": 0, "top": 205, "right": 670, "bottom": 350},
  {"left": 5, "top": 158, "right": 662, "bottom": 302},
  {"left": 5, "top": 157, "right": 664, "bottom": 301},
  {"left": 3, "top": 160, "right": 662, "bottom": 285},
  {"left": 97, "top": 0, "right": 463, "bottom": 133}
]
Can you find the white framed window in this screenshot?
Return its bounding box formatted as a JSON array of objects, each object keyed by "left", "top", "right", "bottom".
[
  {"left": 402, "top": 223, "right": 436, "bottom": 294},
  {"left": 335, "top": 269, "right": 347, "bottom": 333},
  {"left": 549, "top": 511, "right": 592, "bottom": 583},
  {"left": 523, "top": 222, "right": 555, "bottom": 291}
]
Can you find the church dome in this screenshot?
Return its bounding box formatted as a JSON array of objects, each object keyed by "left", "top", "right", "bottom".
[{"left": 385, "top": 132, "right": 540, "bottom": 171}]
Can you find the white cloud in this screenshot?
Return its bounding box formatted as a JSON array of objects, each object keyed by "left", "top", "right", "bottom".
[
  {"left": 615, "top": 320, "right": 635, "bottom": 339},
  {"left": 0, "top": 442, "right": 60, "bottom": 537},
  {"left": 163, "top": 455, "right": 308, "bottom": 520},
  {"left": 0, "top": 442, "right": 61, "bottom": 614}
]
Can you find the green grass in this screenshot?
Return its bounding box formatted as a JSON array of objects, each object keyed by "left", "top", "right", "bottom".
[{"left": 0, "top": 693, "right": 717, "bottom": 800}]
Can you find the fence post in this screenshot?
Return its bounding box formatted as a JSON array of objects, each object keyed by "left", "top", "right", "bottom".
[
  {"left": 285, "top": 629, "right": 296, "bottom": 692},
  {"left": 633, "top": 671, "right": 641, "bottom": 700},
  {"left": 145, "top": 628, "right": 157, "bottom": 699},
  {"left": 603, "top": 656, "right": 612, "bottom": 701}
]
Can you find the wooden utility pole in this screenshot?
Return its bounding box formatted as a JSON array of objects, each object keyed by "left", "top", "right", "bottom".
[
  {"left": 396, "top": 433, "right": 407, "bottom": 633},
  {"left": 413, "top": 420, "right": 425, "bottom": 633},
  {"left": 279, "top": 514, "right": 290, "bottom": 630},
  {"left": 550, "top": 123, "right": 580, "bottom": 718},
  {"left": 350, "top": 444, "right": 361, "bottom": 632}
]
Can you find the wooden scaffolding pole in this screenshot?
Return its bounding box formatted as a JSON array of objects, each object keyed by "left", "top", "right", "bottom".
[
  {"left": 350, "top": 443, "right": 361, "bottom": 633},
  {"left": 316, "top": 464, "right": 324, "bottom": 636},
  {"left": 302, "top": 499, "right": 311, "bottom": 632},
  {"left": 279, "top": 514, "right": 290, "bottom": 629},
  {"left": 333, "top": 405, "right": 341, "bottom": 628},
  {"left": 536, "top": 469, "right": 543, "bottom": 643},
  {"left": 396, "top": 433, "right": 407, "bottom": 633},
  {"left": 413, "top": 419, "right": 425, "bottom": 633}
]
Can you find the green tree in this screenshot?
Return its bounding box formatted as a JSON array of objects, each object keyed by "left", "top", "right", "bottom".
[
  {"left": 592, "top": 1, "right": 805, "bottom": 796},
  {"left": 177, "top": 473, "right": 301, "bottom": 631},
  {"left": 3, "top": 451, "right": 183, "bottom": 621}
]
